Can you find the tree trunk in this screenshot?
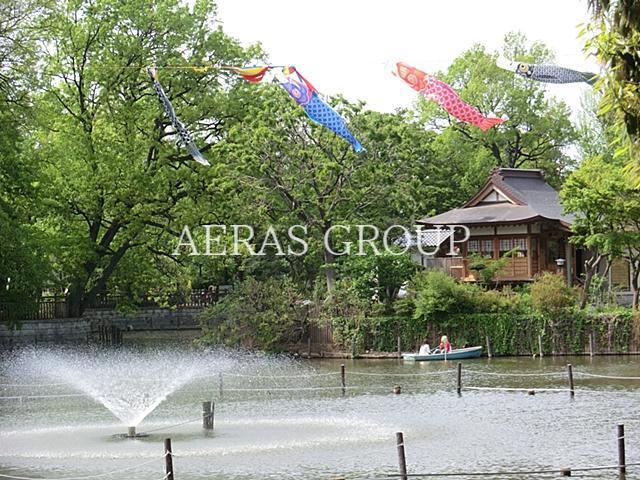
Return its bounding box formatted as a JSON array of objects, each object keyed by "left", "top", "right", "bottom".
[
  {"left": 67, "top": 282, "right": 86, "bottom": 318},
  {"left": 580, "top": 253, "right": 605, "bottom": 310},
  {"left": 324, "top": 244, "right": 336, "bottom": 293},
  {"left": 631, "top": 260, "right": 639, "bottom": 310}
]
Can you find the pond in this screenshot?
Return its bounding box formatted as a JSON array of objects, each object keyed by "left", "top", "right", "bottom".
[{"left": 1, "top": 349, "right": 639, "bottom": 480}]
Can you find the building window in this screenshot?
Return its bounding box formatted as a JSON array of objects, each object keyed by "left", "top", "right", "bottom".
[
  {"left": 499, "top": 237, "right": 527, "bottom": 257},
  {"left": 482, "top": 240, "right": 493, "bottom": 257},
  {"left": 513, "top": 238, "right": 527, "bottom": 257},
  {"left": 468, "top": 239, "right": 493, "bottom": 258}
]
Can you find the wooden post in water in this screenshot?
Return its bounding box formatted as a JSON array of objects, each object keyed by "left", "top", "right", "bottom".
[
  {"left": 538, "top": 335, "right": 544, "bottom": 357},
  {"left": 164, "top": 438, "right": 174, "bottom": 480},
  {"left": 618, "top": 424, "right": 626, "bottom": 475},
  {"left": 341, "top": 364, "right": 346, "bottom": 396},
  {"left": 396, "top": 432, "right": 408, "bottom": 480},
  {"left": 589, "top": 332, "right": 595, "bottom": 357},
  {"left": 202, "top": 401, "right": 214, "bottom": 430},
  {"left": 397, "top": 334, "right": 402, "bottom": 359},
  {"left": 307, "top": 335, "right": 311, "bottom": 358},
  {"left": 456, "top": 362, "right": 462, "bottom": 396},
  {"left": 567, "top": 364, "right": 575, "bottom": 398},
  {"left": 485, "top": 335, "right": 492, "bottom": 358}
]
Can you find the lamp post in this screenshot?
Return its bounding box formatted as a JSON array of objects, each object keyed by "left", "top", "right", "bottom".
[{"left": 555, "top": 258, "right": 566, "bottom": 277}]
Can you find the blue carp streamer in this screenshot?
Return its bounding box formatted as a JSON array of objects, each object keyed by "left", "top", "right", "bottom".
[{"left": 280, "top": 67, "right": 363, "bottom": 152}]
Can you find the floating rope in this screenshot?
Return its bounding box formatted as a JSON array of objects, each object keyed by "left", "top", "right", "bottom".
[
  {"left": 362, "top": 461, "right": 640, "bottom": 478},
  {"left": 348, "top": 370, "right": 452, "bottom": 377},
  {"left": 0, "top": 393, "right": 91, "bottom": 401},
  {"left": 464, "top": 386, "right": 570, "bottom": 393},
  {"left": 223, "top": 385, "right": 357, "bottom": 392},
  {"left": 0, "top": 455, "right": 167, "bottom": 480},
  {"left": 464, "top": 370, "right": 566, "bottom": 378},
  {"left": 220, "top": 372, "right": 341, "bottom": 379},
  {"left": 0, "top": 382, "right": 70, "bottom": 388},
  {"left": 574, "top": 371, "right": 640, "bottom": 381},
  {"left": 143, "top": 417, "right": 203, "bottom": 434}
]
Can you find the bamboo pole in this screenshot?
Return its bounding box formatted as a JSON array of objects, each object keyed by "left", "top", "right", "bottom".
[
  {"left": 396, "top": 432, "right": 407, "bottom": 480},
  {"left": 538, "top": 335, "right": 544, "bottom": 357},
  {"left": 567, "top": 364, "right": 575, "bottom": 398},
  {"left": 164, "top": 438, "right": 174, "bottom": 480},
  {"left": 618, "top": 424, "right": 626, "bottom": 475},
  {"left": 202, "top": 401, "right": 214, "bottom": 430}
]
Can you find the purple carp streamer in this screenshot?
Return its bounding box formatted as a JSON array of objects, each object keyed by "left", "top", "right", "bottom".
[
  {"left": 496, "top": 59, "right": 597, "bottom": 85},
  {"left": 147, "top": 67, "right": 209, "bottom": 166}
]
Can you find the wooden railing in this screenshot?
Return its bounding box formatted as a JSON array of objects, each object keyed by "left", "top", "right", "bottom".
[
  {"left": 0, "top": 297, "right": 69, "bottom": 322},
  {"left": 422, "top": 256, "right": 466, "bottom": 280},
  {"left": 0, "top": 286, "right": 232, "bottom": 322}
]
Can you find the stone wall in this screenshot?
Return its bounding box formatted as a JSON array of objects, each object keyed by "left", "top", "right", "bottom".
[
  {"left": 0, "top": 318, "right": 91, "bottom": 348},
  {"left": 83, "top": 307, "right": 202, "bottom": 331},
  {"left": 0, "top": 307, "right": 203, "bottom": 346}
]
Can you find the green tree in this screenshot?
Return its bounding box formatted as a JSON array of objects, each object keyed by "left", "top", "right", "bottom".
[
  {"left": 530, "top": 272, "right": 576, "bottom": 319},
  {"left": 418, "top": 33, "right": 577, "bottom": 193},
  {"left": 33, "top": 0, "right": 258, "bottom": 315},
  {"left": 562, "top": 154, "right": 640, "bottom": 309},
  {"left": 215, "top": 84, "right": 440, "bottom": 292},
  {"left": 0, "top": 0, "right": 52, "bottom": 314},
  {"left": 338, "top": 249, "right": 415, "bottom": 312},
  {"left": 586, "top": 0, "right": 640, "bottom": 185},
  {"left": 197, "top": 276, "right": 305, "bottom": 351}
]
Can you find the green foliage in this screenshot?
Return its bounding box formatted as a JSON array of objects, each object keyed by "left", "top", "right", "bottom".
[
  {"left": 213, "top": 85, "right": 442, "bottom": 290},
  {"left": 411, "top": 270, "right": 478, "bottom": 321},
  {"left": 467, "top": 248, "right": 517, "bottom": 286},
  {"left": 420, "top": 33, "right": 577, "bottom": 189},
  {"left": 530, "top": 272, "right": 577, "bottom": 320},
  {"left": 585, "top": 1, "right": 640, "bottom": 185},
  {"left": 321, "top": 279, "right": 369, "bottom": 352},
  {"left": 197, "top": 277, "right": 305, "bottom": 351},
  {"left": 0, "top": 1, "right": 52, "bottom": 319},
  {"left": 561, "top": 153, "right": 640, "bottom": 308},
  {"left": 337, "top": 250, "right": 415, "bottom": 311},
  {"left": 30, "top": 0, "right": 260, "bottom": 315}
]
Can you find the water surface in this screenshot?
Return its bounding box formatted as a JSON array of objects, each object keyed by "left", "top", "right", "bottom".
[{"left": 1, "top": 352, "right": 639, "bottom": 479}]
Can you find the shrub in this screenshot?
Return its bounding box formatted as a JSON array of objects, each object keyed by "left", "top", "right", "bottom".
[
  {"left": 411, "top": 270, "right": 479, "bottom": 321},
  {"left": 337, "top": 250, "right": 415, "bottom": 312},
  {"left": 530, "top": 272, "right": 577, "bottom": 319},
  {"left": 467, "top": 248, "right": 517, "bottom": 286},
  {"left": 322, "top": 279, "right": 369, "bottom": 352},
  {"left": 196, "top": 277, "right": 305, "bottom": 351}
]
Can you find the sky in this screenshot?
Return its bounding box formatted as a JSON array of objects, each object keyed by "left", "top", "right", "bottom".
[{"left": 215, "top": 0, "right": 600, "bottom": 117}]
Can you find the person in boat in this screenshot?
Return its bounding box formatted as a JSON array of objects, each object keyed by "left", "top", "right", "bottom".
[
  {"left": 438, "top": 335, "right": 452, "bottom": 353},
  {"left": 418, "top": 342, "right": 431, "bottom": 355}
]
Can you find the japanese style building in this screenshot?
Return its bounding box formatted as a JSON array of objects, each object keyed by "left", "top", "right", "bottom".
[
  {"left": 414, "top": 168, "right": 578, "bottom": 283},
  {"left": 413, "top": 168, "right": 633, "bottom": 301}
]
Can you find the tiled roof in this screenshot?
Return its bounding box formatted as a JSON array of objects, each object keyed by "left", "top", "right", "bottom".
[{"left": 418, "top": 168, "right": 574, "bottom": 226}]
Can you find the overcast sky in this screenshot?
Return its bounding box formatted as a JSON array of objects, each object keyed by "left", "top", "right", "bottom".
[{"left": 215, "top": 0, "right": 599, "bottom": 116}]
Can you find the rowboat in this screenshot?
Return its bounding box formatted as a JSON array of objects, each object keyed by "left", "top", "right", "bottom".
[{"left": 402, "top": 346, "right": 483, "bottom": 362}]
